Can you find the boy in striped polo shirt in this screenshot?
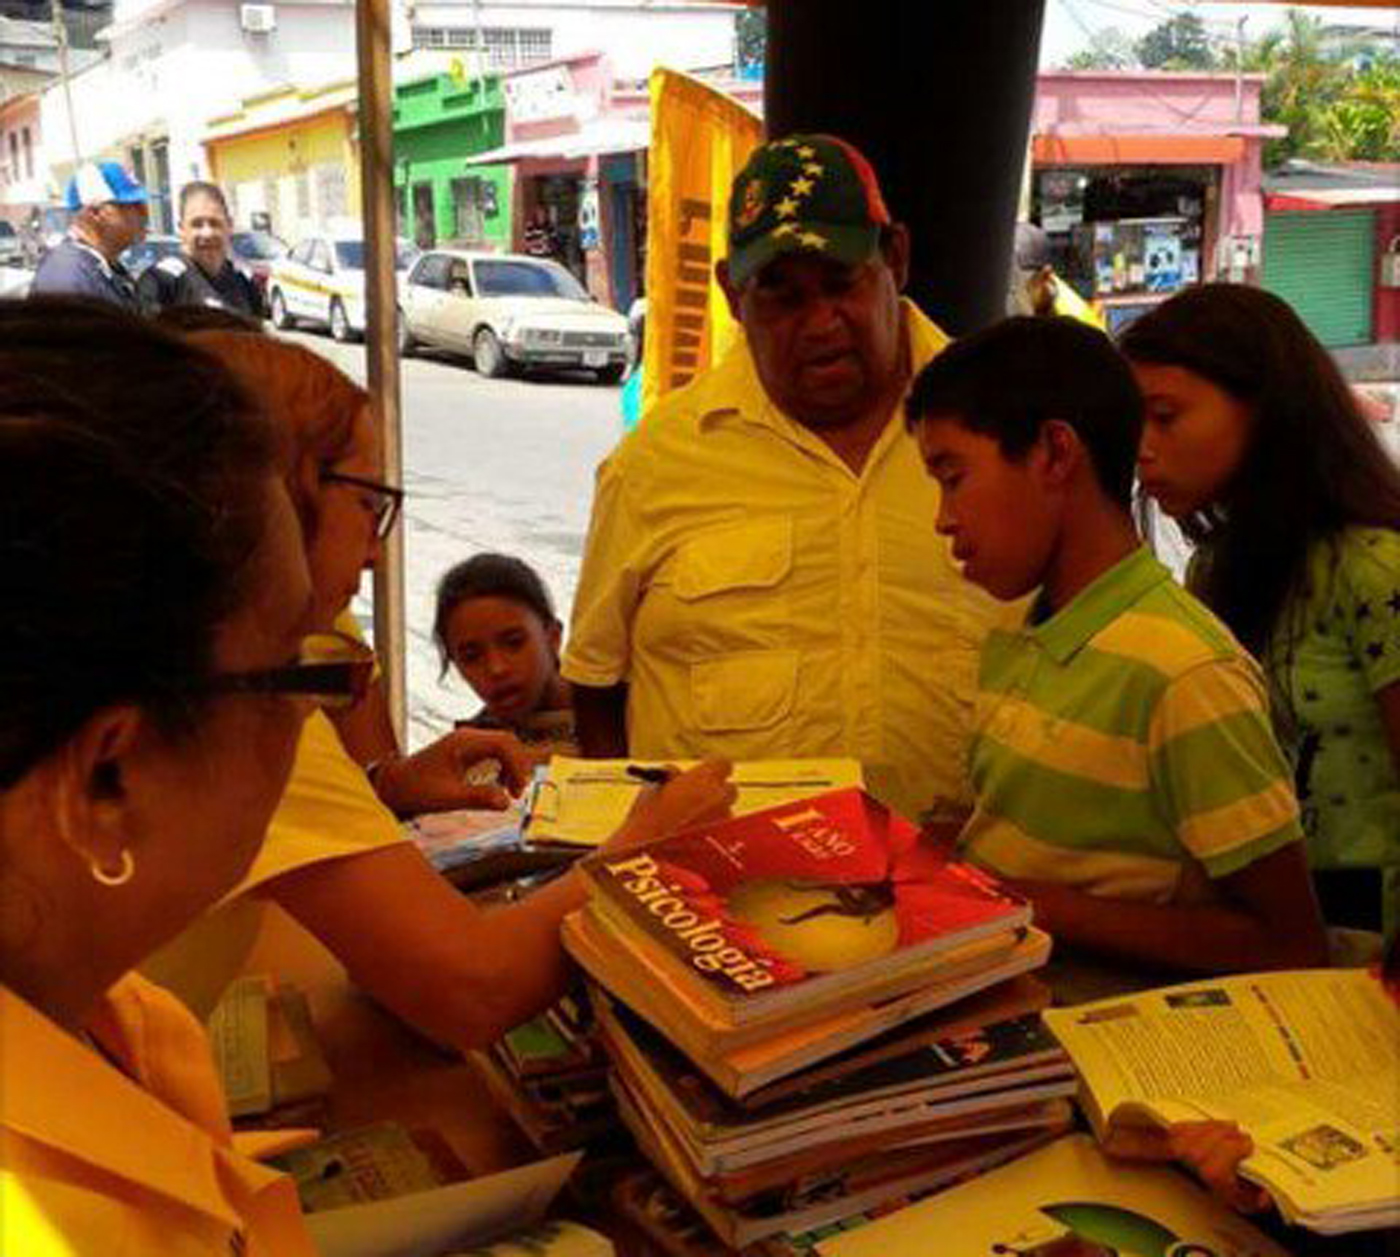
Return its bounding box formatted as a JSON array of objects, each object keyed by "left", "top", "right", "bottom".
[{"left": 906, "top": 317, "right": 1326, "bottom": 974}]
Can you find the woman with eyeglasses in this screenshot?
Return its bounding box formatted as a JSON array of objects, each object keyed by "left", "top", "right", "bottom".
[
  {"left": 147, "top": 332, "right": 736, "bottom": 1048},
  {"left": 0, "top": 300, "right": 331, "bottom": 1253}
]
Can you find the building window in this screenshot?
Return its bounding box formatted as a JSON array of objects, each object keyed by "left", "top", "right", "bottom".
[
  {"left": 7, "top": 134, "right": 17, "bottom": 184},
  {"left": 449, "top": 176, "right": 499, "bottom": 244},
  {"left": 21, "top": 128, "right": 32, "bottom": 179},
  {"left": 409, "top": 26, "right": 551, "bottom": 68}
]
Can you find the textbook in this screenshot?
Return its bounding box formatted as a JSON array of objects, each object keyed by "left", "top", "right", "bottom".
[
  {"left": 524, "top": 756, "right": 865, "bottom": 848},
  {"left": 595, "top": 995, "right": 1074, "bottom": 1174},
  {"left": 613, "top": 1071, "right": 1062, "bottom": 1249},
  {"left": 575, "top": 787, "right": 1028, "bottom": 1023},
  {"left": 1043, "top": 968, "right": 1400, "bottom": 1236},
  {"left": 565, "top": 910, "right": 1052, "bottom": 1097},
  {"left": 817, "top": 1133, "right": 1289, "bottom": 1256}
]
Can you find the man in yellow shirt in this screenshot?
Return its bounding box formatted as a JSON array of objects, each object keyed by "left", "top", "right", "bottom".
[{"left": 565, "top": 135, "right": 1002, "bottom": 822}]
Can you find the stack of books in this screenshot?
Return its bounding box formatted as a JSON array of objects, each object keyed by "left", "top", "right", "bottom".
[
  {"left": 563, "top": 787, "right": 1075, "bottom": 1249},
  {"left": 470, "top": 994, "right": 620, "bottom": 1155}
]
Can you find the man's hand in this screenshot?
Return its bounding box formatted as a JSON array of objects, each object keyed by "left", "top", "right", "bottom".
[
  {"left": 372, "top": 728, "right": 538, "bottom": 817},
  {"left": 605, "top": 760, "right": 737, "bottom": 852}
]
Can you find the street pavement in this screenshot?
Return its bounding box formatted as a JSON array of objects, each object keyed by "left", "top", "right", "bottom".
[{"left": 283, "top": 330, "right": 624, "bottom": 746}]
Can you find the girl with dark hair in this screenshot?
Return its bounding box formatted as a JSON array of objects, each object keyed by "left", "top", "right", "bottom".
[
  {"left": 1121, "top": 282, "right": 1400, "bottom": 946},
  {"left": 434, "top": 553, "right": 577, "bottom": 756},
  {"left": 0, "top": 299, "right": 332, "bottom": 1253}
]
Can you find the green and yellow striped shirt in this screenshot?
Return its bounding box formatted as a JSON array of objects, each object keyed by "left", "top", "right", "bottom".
[{"left": 960, "top": 547, "right": 1303, "bottom": 904}]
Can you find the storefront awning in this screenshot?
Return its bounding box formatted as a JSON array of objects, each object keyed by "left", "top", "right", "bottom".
[
  {"left": 1033, "top": 133, "right": 1250, "bottom": 165},
  {"left": 464, "top": 118, "right": 651, "bottom": 166},
  {"left": 1266, "top": 187, "right": 1400, "bottom": 212}
]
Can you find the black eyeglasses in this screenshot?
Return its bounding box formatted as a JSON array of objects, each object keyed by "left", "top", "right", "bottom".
[
  {"left": 321, "top": 470, "right": 404, "bottom": 540},
  {"left": 203, "top": 632, "right": 375, "bottom": 710}
]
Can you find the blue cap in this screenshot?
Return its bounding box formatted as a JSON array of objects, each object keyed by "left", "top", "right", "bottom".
[{"left": 64, "top": 161, "right": 149, "bottom": 211}]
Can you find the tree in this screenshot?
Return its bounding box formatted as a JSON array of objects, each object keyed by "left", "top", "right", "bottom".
[
  {"left": 1136, "top": 13, "right": 1216, "bottom": 71},
  {"left": 736, "top": 9, "right": 766, "bottom": 70},
  {"left": 1064, "top": 27, "right": 1138, "bottom": 72}
]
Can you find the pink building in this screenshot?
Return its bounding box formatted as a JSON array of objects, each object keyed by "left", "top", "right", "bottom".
[
  {"left": 473, "top": 49, "right": 760, "bottom": 309},
  {"left": 1029, "top": 71, "right": 1282, "bottom": 332}
]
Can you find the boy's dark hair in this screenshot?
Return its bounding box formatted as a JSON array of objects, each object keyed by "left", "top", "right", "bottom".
[
  {"left": 0, "top": 297, "right": 276, "bottom": 787},
  {"left": 905, "top": 316, "right": 1143, "bottom": 508},
  {"left": 433, "top": 553, "right": 558, "bottom": 678}
]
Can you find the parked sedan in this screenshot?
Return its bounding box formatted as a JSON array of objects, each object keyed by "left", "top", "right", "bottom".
[
  {"left": 230, "top": 229, "right": 287, "bottom": 298},
  {"left": 399, "top": 250, "right": 630, "bottom": 383},
  {"left": 268, "top": 229, "right": 418, "bottom": 342},
  {"left": 121, "top": 234, "right": 182, "bottom": 280}
]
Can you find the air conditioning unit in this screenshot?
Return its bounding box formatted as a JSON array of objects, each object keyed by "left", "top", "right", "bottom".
[{"left": 240, "top": 4, "right": 276, "bottom": 34}]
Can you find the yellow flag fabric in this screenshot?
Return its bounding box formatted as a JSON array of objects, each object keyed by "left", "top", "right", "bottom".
[
  {"left": 1050, "top": 271, "right": 1107, "bottom": 331},
  {"left": 642, "top": 68, "right": 763, "bottom": 417}
]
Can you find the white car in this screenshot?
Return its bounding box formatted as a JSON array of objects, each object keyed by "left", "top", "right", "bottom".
[
  {"left": 268, "top": 230, "right": 417, "bottom": 342},
  {"left": 399, "top": 250, "right": 630, "bottom": 383}
]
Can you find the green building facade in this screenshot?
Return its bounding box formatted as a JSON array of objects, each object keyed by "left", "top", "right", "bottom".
[{"left": 392, "top": 72, "right": 512, "bottom": 253}]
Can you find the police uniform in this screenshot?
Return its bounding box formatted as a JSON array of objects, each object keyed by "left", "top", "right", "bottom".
[
  {"left": 31, "top": 236, "right": 140, "bottom": 312},
  {"left": 138, "top": 253, "right": 264, "bottom": 319}
]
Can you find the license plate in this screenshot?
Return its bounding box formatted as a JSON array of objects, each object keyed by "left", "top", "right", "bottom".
[{"left": 583, "top": 349, "right": 608, "bottom": 368}]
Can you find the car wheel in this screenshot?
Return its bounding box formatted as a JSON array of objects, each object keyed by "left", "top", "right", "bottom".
[
  {"left": 269, "top": 288, "right": 292, "bottom": 330},
  {"left": 473, "top": 327, "right": 509, "bottom": 378},
  {"left": 329, "top": 297, "right": 357, "bottom": 343},
  {"left": 594, "top": 362, "right": 626, "bottom": 386},
  {"left": 396, "top": 308, "right": 415, "bottom": 358}
]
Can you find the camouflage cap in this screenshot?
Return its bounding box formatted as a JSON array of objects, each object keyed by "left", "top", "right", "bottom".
[{"left": 726, "top": 134, "right": 892, "bottom": 288}]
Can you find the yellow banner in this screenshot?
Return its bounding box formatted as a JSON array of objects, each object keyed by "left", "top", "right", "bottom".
[{"left": 642, "top": 68, "right": 763, "bottom": 418}]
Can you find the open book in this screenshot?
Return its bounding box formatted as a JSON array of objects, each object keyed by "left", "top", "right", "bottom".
[
  {"left": 1043, "top": 968, "right": 1400, "bottom": 1235},
  {"left": 523, "top": 757, "right": 864, "bottom": 847}
]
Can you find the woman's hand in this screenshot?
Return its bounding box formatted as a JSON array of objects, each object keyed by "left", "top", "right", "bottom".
[
  {"left": 372, "top": 728, "right": 538, "bottom": 817},
  {"left": 605, "top": 760, "right": 737, "bottom": 852},
  {"left": 1106, "top": 1120, "right": 1271, "bottom": 1214}
]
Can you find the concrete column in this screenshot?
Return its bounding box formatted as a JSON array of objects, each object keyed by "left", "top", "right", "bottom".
[{"left": 764, "top": 0, "right": 1046, "bottom": 335}]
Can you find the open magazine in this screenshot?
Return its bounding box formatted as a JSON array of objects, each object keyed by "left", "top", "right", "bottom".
[{"left": 1043, "top": 968, "right": 1400, "bottom": 1235}]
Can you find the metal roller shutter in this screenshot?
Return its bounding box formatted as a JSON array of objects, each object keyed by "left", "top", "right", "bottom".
[{"left": 1263, "top": 210, "right": 1375, "bottom": 348}]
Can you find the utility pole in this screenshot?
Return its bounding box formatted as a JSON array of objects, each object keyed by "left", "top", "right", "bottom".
[
  {"left": 1234, "top": 15, "right": 1248, "bottom": 124},
  {"left": 50, "top": 0, "right": 82, "bottom": 165}
]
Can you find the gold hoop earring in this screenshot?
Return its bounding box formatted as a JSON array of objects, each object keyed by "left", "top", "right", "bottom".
[{"left": 90, "top": 849, "right": 135, "bottom": 888}]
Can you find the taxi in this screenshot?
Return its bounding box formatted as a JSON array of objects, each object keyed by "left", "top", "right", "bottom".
[{"left": 268, "top": 224, "right": 417, "bottom": 342}]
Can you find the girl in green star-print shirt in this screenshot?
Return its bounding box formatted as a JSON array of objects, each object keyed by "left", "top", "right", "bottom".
[{"left": 1121, "top": 284, "right": 1400, "bottom": 949}]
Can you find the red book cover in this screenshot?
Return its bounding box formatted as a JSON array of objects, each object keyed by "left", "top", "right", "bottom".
[{"left": 578, "top": 788, "right": 1027, "bottom": 1016}]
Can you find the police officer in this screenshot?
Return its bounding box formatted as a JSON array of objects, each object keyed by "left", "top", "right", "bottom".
[
  {"left": 138, "top": 181, "right": 262, "bottom": 318},
  {"left": 31, "top": 161, "right": 148, "bottom": 311}
]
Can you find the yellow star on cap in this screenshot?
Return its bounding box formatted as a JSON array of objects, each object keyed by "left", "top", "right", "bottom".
[
  {"left": 789, "top": 176, "right": 815, "bottom": 197},
  {"left": 772, "top": 222, "right": 800, "bottom": 237},
  {"left": 773, "top": 138, "right": 799, "bottom": 149},
  {"left": 774, "top": 196, "right": 800, "bottom": 218},
  {"left": 803, "top": 162, "right": 824, "bottom": 177},
  {"left": 796, "top": 144, "right": 816, "bottom": 159},
  {"left": 798, "top": 230, "right": 829, "bottom": 249}
]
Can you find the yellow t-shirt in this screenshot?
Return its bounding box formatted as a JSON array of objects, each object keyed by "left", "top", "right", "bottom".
[
  {"left": 144, "top": 707, "right": 407, "bottom": 1018},
  {"left": 0, "top": 974, "right": 315, "bottom": 1256},
  {"left": 563, "top": 300, "right": 1006, "bottom": 822}
]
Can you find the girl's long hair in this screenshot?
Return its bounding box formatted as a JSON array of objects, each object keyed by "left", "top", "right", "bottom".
[{"left": 1119, "top": 283, "right": 1400, "bottom": 659}]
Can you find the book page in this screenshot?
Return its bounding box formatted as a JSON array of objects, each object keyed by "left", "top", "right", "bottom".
[
  {"left": 1045, "top": 970, "right": 1400, "bottom": 1222},
  {"left": 525, "top": 757, "right": 864, "bottom": 847}
]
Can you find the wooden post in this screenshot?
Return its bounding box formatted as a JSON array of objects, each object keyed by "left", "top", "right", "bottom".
[{"left": 355, "top": 0, "right": 408, "bottom": 743}]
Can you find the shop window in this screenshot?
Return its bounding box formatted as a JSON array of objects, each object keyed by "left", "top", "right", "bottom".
[
  {"left": 449, "top": 176, "right": 497, "bottom": 245},
  {"left": 314, "top": 163, "right": 348, "bottom": 221}
]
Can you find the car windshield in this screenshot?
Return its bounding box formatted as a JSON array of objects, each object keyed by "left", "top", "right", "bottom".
[
  {"left": 231, "top": 231, "right": 286, "bottom": 260},
  {"left": 334, "top": 240, "right": 418, "bottom": 271},
  {"left": 474, "top": 259, "right": 589, "bottom": 301}
]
